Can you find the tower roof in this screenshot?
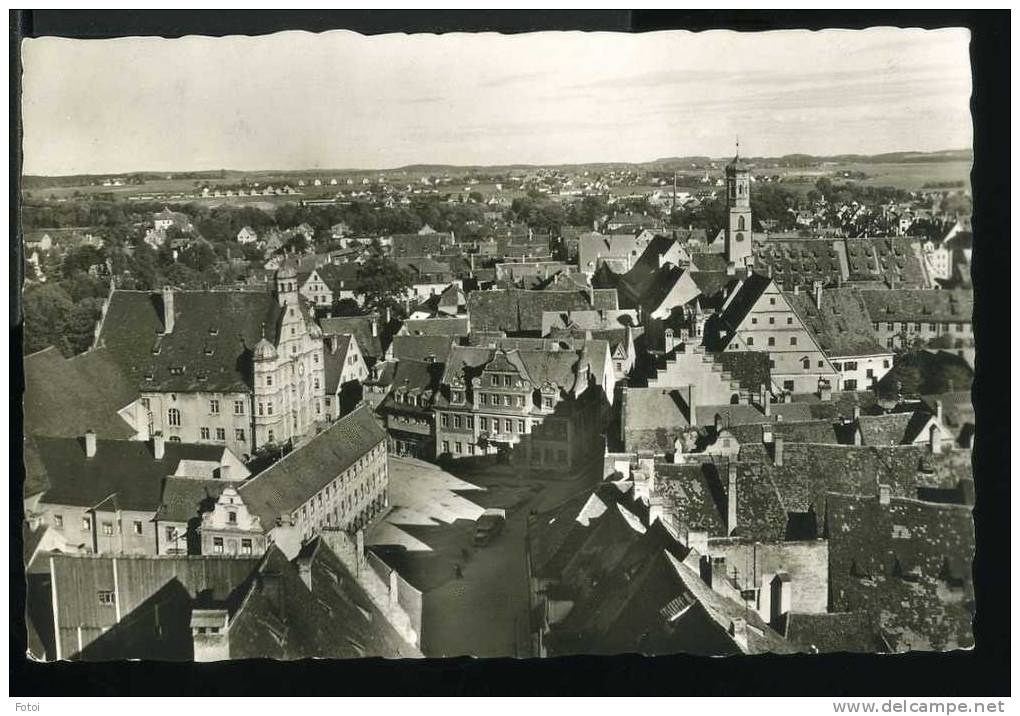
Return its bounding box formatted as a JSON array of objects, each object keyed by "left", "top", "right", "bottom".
[{"left": 726, "top": 154, "right": 750, "bottom": 172}]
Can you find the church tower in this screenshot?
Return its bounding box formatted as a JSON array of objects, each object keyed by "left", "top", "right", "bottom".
[{"left": 724, "top": 140, "right": 753, "bottom": 267}]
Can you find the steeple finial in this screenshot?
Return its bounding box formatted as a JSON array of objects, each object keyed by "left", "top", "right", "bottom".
[{"left": 735, "top": 135, "right": 740, "bottom": 158}]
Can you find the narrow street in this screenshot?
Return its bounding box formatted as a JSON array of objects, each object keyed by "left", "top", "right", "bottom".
[{"left": 368, "top": 457, "right": 601, "bottom": 658}]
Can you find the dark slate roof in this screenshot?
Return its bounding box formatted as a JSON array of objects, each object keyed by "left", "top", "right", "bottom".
[
  {"left": 322, "top": 334, "right": 353, "bottom": 393},
  {"left": 238, "top": 405, "right": 386, "bottom": 527},
  {"left": 716, "top": 351, "right": 772, "bottom": 391},
  {"left": 690, "top": 253, "right": 730, "bottom": 272},
  {"left": 315, "top": 262, "right": 362, "bottom": 292},
  {"left": 25, "top": 435, "right": 225, "bottom": 511},
  {"left": 727, "top": 420, "right": 840, "bottom": 447},
  {"left": 784, "top": 288, "right": 887, "bottom": 358},
  {"left": 379, "top": 360, "right": 442, "bottom": 415},
  {"left": 319, "top": 314, "right": 383, "bottom": 358},
  {"left": 784, "top": 611, "right": 888, "bottom": 654},
  {"left": 24, "top": 346, "right": 139, "bottom": 439},
  {"left": 96, "top": 290, "right": 284, "bottom": 392},
  {"left": 653, "top": 462, "right": 727, "bottom": 536},
  {"left": 390, "top": 232, "right": 447, "bottom": 258},
  {"left": 826, "top": 493, "right": 975, "bottom": 651},
  {"left": 857, "top": 411, "right": 934, "bottom": 446},
  {"left": 399, "top": 317, "right": 469, "bottom": 337},
  {"left": 860, "top": 289, "right": 973, "bottom": 324},
  {"left": 467, "top": 288, "right": 618, "bottom": 334},
  {"left": 226, "top": 541, "right": 420, "bottom": 659},
  {"left": 157, "top": 478, "right": 231, "bottom": 523},
  {"left": 389, "top": 334, "right": 455, "bottom": 364}
]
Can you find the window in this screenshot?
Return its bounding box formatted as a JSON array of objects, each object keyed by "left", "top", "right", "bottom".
[
  {"left": 480, "top": 393, "right": 488, "bottom": 405},
  {"left": 141, "top": 397, "right": 150, "bottom": 410},
  {"left": 783, "top": 380, "right": 795, "bottom": 391},
  {"left": 82, "top": 517, "right": 91, "bottom": 531},
  {"left": 234, "top": 400, "right": 245, "bottom": 415},
  {"left": 453, "top": 390, "right": 463, "bottom": 403},
  {"left": 315, "top": 400, "right": 321, "bottom": 415},
  {"left": 817, "top": 361, "right": 824, "bottom": 368},
  {"left": 769, "top": 360, "right": 776, "bottom": 369},
  {"left": 241, "top": 539, "right": 252, "bottom": 555},
  {"left": 455, "top": 442, "right": 462, "bottom": 454},
  {"left": 833, "top": 362, "right": 842, "bottom": 371},
  {"left": 887, "top": 337, "right": 895, "bottom": 348},
  {"left": 210, "top": 399, "right": 220, "bottom": 414},
  {"left": 133, "top": 521, "right": 143, "bottom": 535},
  {"left": 216, "top": 428, "right": 226, "bottom": 441},
  {"left": 769, "top": 297, "right": 776, "bottom": 306},
  {"left": 466, "top": 416, "right": 474, "bottom": 430},
  {"left": 266, "top": 375, "right": 273, "bottom": 386},
  {"left": 101, "top": 521, "right": 115, "bottom": 536},
  {"left": 167, "top": 408, "right": 181, "bottom": 427},
  {"left": 480, "top": 417, "right": 488, "bottom": 431},
  {"left": 787, "top": 317, "right": 793, "bottom": 325},
  {"left": 227, "top": 511, "right": 237, "bottom": 525},
  {"left": 767, "top": 336, "right": 775, "bottom": 347},
  {"left": 53, "top": 514, "right": 63, "bottom": 530},
  {"left": 746, "top": 337, "right": 754, "bottom": 346},
  {"left": 490, "top": 375, "right": 498, "bottom": 387},
  {"left": 502, "top": 395, "right": 511, "bottom": 407},
  {"left": 751, "top": 318, "right": 758, "bottom": 325},
  {"left": 503, "top": 375, "right": 511, "bottom": 387},
  {"left": 844, "top": 379, "right": 858, "bottom": 390},
  {"left": 844, "top": 361, "right": 858, "bottom": 370},
  {"left": 98, "top": 591, "right": 115, "bottom": 607},
  {"left": 801, "top": 357, "right": 811, "bottom": 370},
  {"left": 268, "top": 429, "right": 275, "bottom": 442},
  {"left": 166, "top": 526, "right": 177, "bottom": 542},
  {"left": 454, "top": 414, "right": 462, "bottom": 429},
  {"left": 267, "top": 401, "right": 273, "bottom": 416},
  {"left": 442, "top": 440, "right": 449, "bottom": 453},
  {"left": 314, "top": 378, "right": 320, "bottom": 390},
  {"left": 441, "top": 413, "right": 449, "bottom": 428},
  {"left": 504, "top": 419, "right": 512, "bottom": 433},
  {"left": 200, "top": 427, "right": 210, "bottom": 440},
  {"left": 213, "top": 537, "right": 224, "bottom": 554},
  {"left": 769, "top": 317, "right": 775, "bottom": 325},
  {"left": 235, "top": 428, "right": 246, "bottom": 442},
  {"left": 518, "top": 419, "right": 526, "bottom": 433},
  {"left": 544, "top": 397, "right": 554, "bottom": 409},
  {"left": 929, "top": 323, "right": 937, "bottom": 331},
  {"left": 887, "top": 323, "right": 895, "bottom": 331},
  {"left": 866, "top": 368, "right": 874, "bottom": 378},
  {"left": 914, "top": 323, "right": 922, "bottom": 332},
  {"left": 883, "top": 359, "right": 890, "bottom": 369}
]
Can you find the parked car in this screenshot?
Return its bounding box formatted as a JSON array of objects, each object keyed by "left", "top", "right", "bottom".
[{"left": 473, "top": 508, "right": 506, "bottom": 546}]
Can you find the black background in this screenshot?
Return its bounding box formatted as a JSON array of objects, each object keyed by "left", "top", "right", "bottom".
[{"left": 9, "top": 9, "right": 1010, "bottom": 696}]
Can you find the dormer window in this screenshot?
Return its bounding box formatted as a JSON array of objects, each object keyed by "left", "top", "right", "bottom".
[{"left": 208, "top": 326, "right": 219, "bottom": 336}]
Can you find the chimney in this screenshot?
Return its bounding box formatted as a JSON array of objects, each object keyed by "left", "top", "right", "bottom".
[
  {"left": 774, "top": 435, "right": 784, "bottom": 467},
  {"left": 84, "top": 430, "right": 97, "bottom": 458},
  {"left": 852, "top": 405, "right": 861, "bottom": 421},
  {"left": 372, "top": 318, "right": 379, "bottom": 337},
  {"left": 878, "top": 483, "right": 891, "bottom": 505},
  {"left": 586, "top": 283, "right": 594, "bottom": 306},
  {"left": 726, "top": 262, "right": 736, "bottom": 277},
  {"left": 793, "top": 284, "right": 800, "bottom": 296},
  {"left": 929, "top": 424, "right": 942, "bottom": 455},
  {"left": 672, "top": 436, "right": 683, "bottom": 463},
  {"left": 760, "top": 384, "right": 770, "bottom": 416},
  {"left": 191, "top": 609, "right": 230, "bottom": 662},
  {"left": 687, "top": 384, "right": 698, "bottom": 427},
  {"left": 153, "top": 431, "right": 165, "bottom": 460},
  {"left": 813, "top": 280, "right": 823, "bottom": 309},
  {"left": 761, "top": 423, "right": 774, "bottom": 445},
  {"left": 729, "top": 618, "right": 748, "bottom": 651},
  {"left": 162, "top": 286, "right": 175, "bottom": 334},
  {"left": 769, "top": 573, "right": 793, "bottom": 625},
  {"left": 727, "top": 462, "right": 738, "bottom": 535},
  {"left": 297, "top": 557, "right": 313, "bottom": 591},
  {"left": 818, "top": 379, "right": 832, "bottom": 402},
  {"left": 935, "top": 399, "right": 943, "bottom": 425}
]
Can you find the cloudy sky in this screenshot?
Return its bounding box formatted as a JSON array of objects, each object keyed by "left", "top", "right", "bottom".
[{"left": 21, "top": 27, "right": 972, "bottom": 175}]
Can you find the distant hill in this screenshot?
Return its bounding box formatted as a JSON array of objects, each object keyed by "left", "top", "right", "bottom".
[{"left": 23, "top": 149, "right": 972, "bottom": 184}]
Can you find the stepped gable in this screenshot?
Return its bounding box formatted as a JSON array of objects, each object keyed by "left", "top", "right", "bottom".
[
  {"left": 826, "top": 493, "right": 974, "bottom": 651},
  {"left": 25, "top": 346, "right": 139, "bottom": 439},
  {"left": 784, "top": 287, "right": 887, "bottom": 358},
  {"left": 96, "top": 289, "right": 284, "bottom": 392}
]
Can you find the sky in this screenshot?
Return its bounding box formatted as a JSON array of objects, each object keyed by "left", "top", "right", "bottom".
[{"left": 21, "top": 27, "right": 972, "bottom": 176}]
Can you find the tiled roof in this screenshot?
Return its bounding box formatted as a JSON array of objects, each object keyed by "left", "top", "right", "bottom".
[
  {"left": 845, "top": 237, "right": 927, "bottom": 287},
  {"left": 690, "top": 253, "right": 730, "bottom": 272},
  {"left": 238, "top": 405, "right": 386, "bottom": 527},
  {"left": 379, "top": 360, "right": 442, "bottom": 415},
  {"left": 755, "top": 239, "right": 845, "bottom": 288},
  {"left": 157, "top": 477, "right": 232, "bottom": 523},
  {"left": 784, "top": 288, "right": 887, "bottom": 357},
  {"left": 26, "top": 435, "right": 225, "bottom": 511},
  {"left": 653, "top": 462, "right": 726, "bottom": 535},
  {"left": 860, "top": 289, "right": 973, "bottom": 323},
  {"left": 390, "top": 232, "right": 448, "bottom": 258},
  {"left": 389, "top": 334, "right": 456, "bottom": 364},
  {"left": 226, "top": 540, "right": 420, "bottom": 659},
  {"left": 726, "top": 419, "right": 840, "bottom": 447},
  {"left": 96, "top": 290, "right": 284, "bottom": 392},
  {"left": 826, "top": 493, "right": 974, "bottom": 651},
  {"left": 622, "top": 388, "right": 691, "bottom": 452},
  {"left": 399, "top": 317, "right": 469, "bottom": 337},
  {"left": 716, "top": 351, "right": 772, "bottom": 391},
  {"left": 857, "top": 412, "right": 933, "bottom": 446},
  {"left": 24, "top": 346, "right": 139, "bottom": 439},
  {"left": 467, "top": 288, "right": 618, "bottom": 334},
  {"left": 314, "top": 262, "right": 362, "bottom": 292},
  {"left": 319, "top": 314, "right": 383, "bottom": 358},
  {"left": 322, "top": 334, "right": 352, "bottom": 393},
  {"left": 784, "top": 611, "right": 888, "bottom": 654}
]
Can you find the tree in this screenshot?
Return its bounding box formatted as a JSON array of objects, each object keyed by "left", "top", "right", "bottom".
[
  {"left": 357, "top": 255, "right": 412, "bottom": 314},
  {"left": 332, "top": 298, "right": 363, "bottom": 316},
  {"left": 23, "top": 284, "right": 74, "bottom": 355}
]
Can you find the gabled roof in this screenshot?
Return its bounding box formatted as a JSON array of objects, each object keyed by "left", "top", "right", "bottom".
[
  {"left": 708, "top": 273, "right": 773, "bottom": 349},
  {"left": 319, "top": 314, "right": 383, "bottom": 358},
  {"left": 96, "top": 289, "right": 284, "bottom": 392},
  {"left": 389, "top": 334, "right": 456, "bottom": 364},
  {"left": 156, "top": 477, "right": 232, "bottom": 523},
  {"left": 784, "top": 288, "right": 888, "bottom": 358},
  {"left": 860, "top": 289, "right": 973, "bottom": 323},
  {"left": 857, "top": 411, "right": 935, "bottom": 446},
  {"left": 313, "top": 262, "right": 362, "bottom": 293},
  {"left": 467, "top": 288, "right": 619, "bottom": 334},
  {"left": 322, "top": 334, "right": 353, "bottom": 393},
  {"left": 226, "top": 541, "right": 420, "bottom": 659},
  {"left": 25, "top": 435, "right": 227, "bottom": 511},
  {"left": 24, "top": 346, "right": 139, "bottom": 439},
  {"left": 238, "top": 405, "right": 386, "bottom": 528}
]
